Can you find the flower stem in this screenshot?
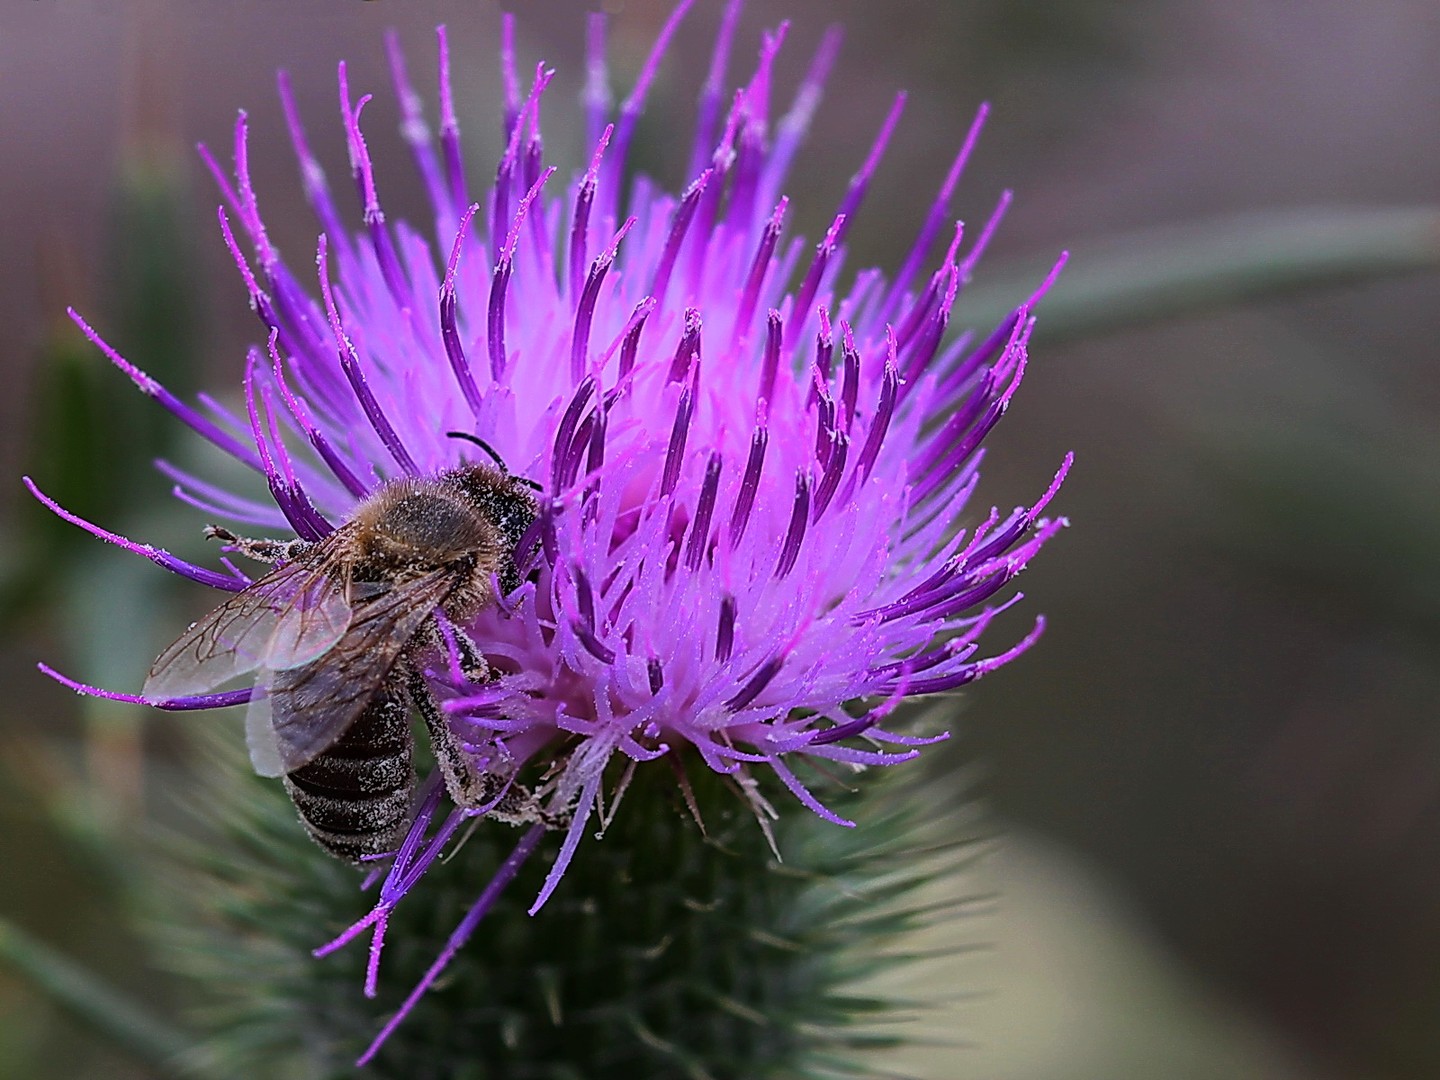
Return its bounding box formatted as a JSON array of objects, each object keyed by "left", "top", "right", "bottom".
[{"left": 964, "top": 204, "right": 1440, "bottom": 341}]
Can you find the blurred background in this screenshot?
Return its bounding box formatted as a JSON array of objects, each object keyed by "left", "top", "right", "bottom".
[{"left": 3, "top": 1, "right": 1439, "bottom": 1077}]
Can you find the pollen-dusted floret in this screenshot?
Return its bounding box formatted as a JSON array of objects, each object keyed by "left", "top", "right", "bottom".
[{"left": 32, "top": 0, "right": 1069, "bottom": 1061}]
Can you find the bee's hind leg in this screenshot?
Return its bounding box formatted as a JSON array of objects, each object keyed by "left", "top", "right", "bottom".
[
  {"left": 407, "top": 665, "right": 555, "bottom": 827},
  {"left": 206, "top": 525, "right": 313, "bottom": 565},
  {"left": 407, "top": 665, "right": 496, "bottom": 810}
]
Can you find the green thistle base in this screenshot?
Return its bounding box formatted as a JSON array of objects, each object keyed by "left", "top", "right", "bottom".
[{"left": 156, "top": 737, "right": 982, "bottom": 1080}]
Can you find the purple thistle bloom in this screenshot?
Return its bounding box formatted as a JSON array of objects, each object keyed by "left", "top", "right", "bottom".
[{"left": 34, "top": 0, "right": 1068, "bottom": 1059}]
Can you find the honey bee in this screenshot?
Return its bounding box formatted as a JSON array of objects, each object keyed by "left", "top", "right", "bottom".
[{"left": 144, "top": 456, "right": 539, "bottom": 864}]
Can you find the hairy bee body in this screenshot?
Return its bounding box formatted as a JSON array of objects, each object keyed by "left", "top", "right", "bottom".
[
  {"left": 145, "top": 463, "right": 538, "bottom": 864},
  {"left": 281, "top": 679, "right": 416, "bottom": 863}
]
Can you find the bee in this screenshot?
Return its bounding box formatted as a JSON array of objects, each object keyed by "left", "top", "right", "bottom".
[{"left": 144, "top": 454, "right": 539, "bottom": 864}]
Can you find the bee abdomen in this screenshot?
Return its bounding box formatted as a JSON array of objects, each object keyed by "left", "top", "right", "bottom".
[{"left": 283, "top": 693, "right": 416, "bottom": 865}]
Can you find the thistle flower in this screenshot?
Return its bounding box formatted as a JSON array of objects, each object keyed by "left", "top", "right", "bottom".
[{"left": 33, "top": 0, "right": 1067, "bottom": 1064}]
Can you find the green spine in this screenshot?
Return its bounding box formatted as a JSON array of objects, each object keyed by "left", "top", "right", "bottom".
[{"left": 155, "top": 740, "right": 983, "bottom": 1080}]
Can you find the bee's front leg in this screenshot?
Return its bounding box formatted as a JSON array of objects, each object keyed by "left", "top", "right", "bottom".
[
  {"left": 206, "top": 525, "right": 312, "bottom": 566},
  {"left": 422, "top": 614, "right": 491, "bottom": 684},
  {"left": 450, "top": 625, "right": 490, "bottom": 685}
]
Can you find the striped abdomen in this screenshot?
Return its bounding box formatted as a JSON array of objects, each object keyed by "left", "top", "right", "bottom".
[{"left": 282, "top": 687, "right": 417, "bottom": 864}]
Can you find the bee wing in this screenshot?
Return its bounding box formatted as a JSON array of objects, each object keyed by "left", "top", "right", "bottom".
[
  {"left": 143, "top": 547, "right": 355, "bottom": 701},
  {"left": 244, "top": 570, "right": 456, "bottom": 777}
]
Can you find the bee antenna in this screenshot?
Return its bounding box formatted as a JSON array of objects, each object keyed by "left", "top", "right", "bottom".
[
  {"left": 446, "top": 431, "right": 543, "bottom": 492},
  {"left": 446, "top": 431, "right": 508, "bottom": 471}
]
